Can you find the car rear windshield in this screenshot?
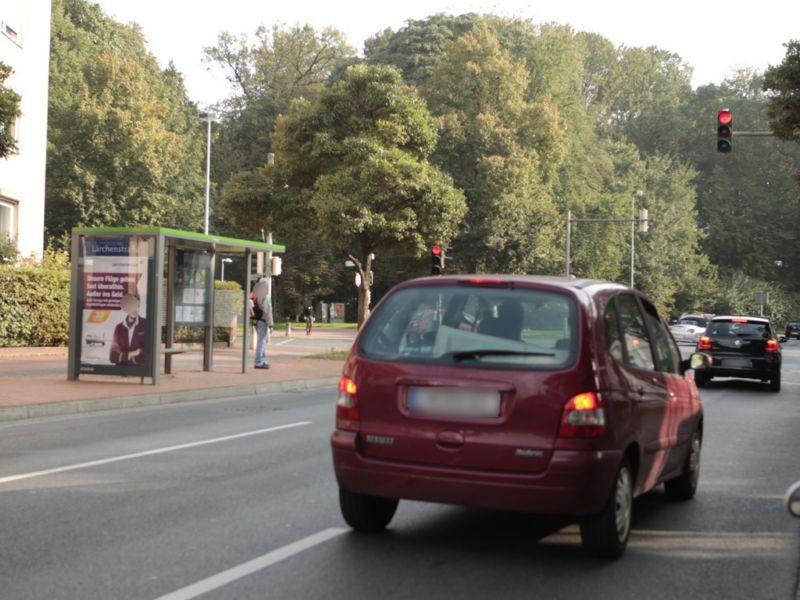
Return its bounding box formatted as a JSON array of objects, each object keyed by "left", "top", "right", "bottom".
[
  {"left": 358, "top": 284, "right": 578, "bottom": 369},
  {"left": 707, "top": 319, "right": 769, "bottom": 338},
  {"left": 678, "top": 317, "right": 708, "bottom": 327}
]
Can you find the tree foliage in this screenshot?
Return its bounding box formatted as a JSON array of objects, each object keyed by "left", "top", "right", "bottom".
[
  {"left": 422, "top": 24, "right": 565, "bottom": 273},
  {"left": 0, "top": 62, "right": 21, "bottom": 159},
  {"left": 210, "top": 14, "right": 799, "bottom": 322},
  {"left": 270, "top": 64, "right": 466, "bottom": 324},
  {"left": 763, "top": 41, "right": 800, "bottom": 145},
  {"left": 204, "top": 25, "right": 355, "bottom": 182},
  {"left": 46, "top": 0, "right": 206, "bottom": 248}
]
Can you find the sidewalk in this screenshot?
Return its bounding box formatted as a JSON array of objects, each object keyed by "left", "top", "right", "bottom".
[{"left": 0, "top": 328, "right": 355, "bottom": 422}]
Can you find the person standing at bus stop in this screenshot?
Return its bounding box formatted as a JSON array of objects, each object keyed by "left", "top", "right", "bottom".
[{"left": 250, "top": 278, "right": 274, "bottom": 369}]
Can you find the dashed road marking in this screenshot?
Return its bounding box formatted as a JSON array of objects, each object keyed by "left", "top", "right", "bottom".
[{"left": 153, "top": 528, "right": 347, "bottom": 600}]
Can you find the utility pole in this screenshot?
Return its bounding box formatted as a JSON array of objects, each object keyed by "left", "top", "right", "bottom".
[
  {"left": 565, "top": 210, "right": 572, "bottom": 278},
  {"left": 630, "top": 190, "right": 643, "bottom": 288}
]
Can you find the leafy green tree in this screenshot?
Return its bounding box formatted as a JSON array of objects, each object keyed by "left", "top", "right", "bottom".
[
  {"left": 424, "top": 24, "right": 566, "bottom": 274},
  {"left": 46, "top": 0, "right": 206, "bottom": 247},
  {"left": 271, "top": 64, "right": 466, "bottom": 325},
  {"left": 763, "top": 41, "right": 800, "bottom": 146},
  {"left": 219, "top": 163, "right": 344, "bottom": 317},
  {"left": 365, "top": 14, "right": 481, "bottom": 86},
  {"left": 635, "top": 154, "right": 716, "bottom": 314},
  {"left": 204, "top": 25, "right": 355, "bottom": 182},
  {"left": 0, "top": 62, "right": 20, "bottom": 159}
]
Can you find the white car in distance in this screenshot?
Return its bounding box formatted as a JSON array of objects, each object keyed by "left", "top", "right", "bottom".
[{"left": 670, "top": 314, "right": 711, "bottom": 345}]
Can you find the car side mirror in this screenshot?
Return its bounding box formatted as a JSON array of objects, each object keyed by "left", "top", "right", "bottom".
[
  {"left": 786, "top": 481, "right": 800, "bottom": 518},
  {"left": 681, "top": 352, "right": 712, "bottom": 374}
]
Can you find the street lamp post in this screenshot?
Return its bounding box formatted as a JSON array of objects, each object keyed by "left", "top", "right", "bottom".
[
  {"left": 221, "top": 257, "right": 233, "bottom": 281},
  {"left": 200, "top": 111, "right": 217, "bottom": 235}
]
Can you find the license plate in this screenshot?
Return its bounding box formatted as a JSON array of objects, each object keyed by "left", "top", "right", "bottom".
[
  {"left": 407, "top": 386, "right": 500, "bottom": 419},
  {"left": 725, "top": 358, "right": 751, "bottom": 368}
]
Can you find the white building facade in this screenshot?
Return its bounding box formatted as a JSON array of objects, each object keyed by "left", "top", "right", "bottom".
[{"left": 0, "top": 0, "right": 51, "bottom": 259}]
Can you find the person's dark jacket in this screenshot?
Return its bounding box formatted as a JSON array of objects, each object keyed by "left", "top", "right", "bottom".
[{"left": 109, "top": 317, "right": 147, "bottom": 365}]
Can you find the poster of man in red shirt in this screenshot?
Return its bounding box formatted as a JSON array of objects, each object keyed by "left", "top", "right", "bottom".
[{"left": 109, "top": 293, "right": 147, "bottom": 366}]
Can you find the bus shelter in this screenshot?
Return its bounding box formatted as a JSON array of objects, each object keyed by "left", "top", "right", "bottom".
[{"left": 67, "top": 227, "right": 284, "bottom": 384}]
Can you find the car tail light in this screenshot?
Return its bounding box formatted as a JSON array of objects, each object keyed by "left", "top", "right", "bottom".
[
  {"left": 765, "top": 339, "right": 780, "bottom": 353},
  {"left": 559, "top": 392, "right": 606, "bottom": 438},
  {"left": 336, "top": 375, "right": 360, "bottom": 431},
  {"left": 698, "top": 335, "right": 712, "bottom": 350}
]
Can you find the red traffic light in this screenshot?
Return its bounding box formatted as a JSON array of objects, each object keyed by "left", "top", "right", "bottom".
[
  {"left": 717, "top": 109, "right": 733, "bottom": 153},
  {"left": 431, "top": 245, "right": 442, "bottom": 256}
]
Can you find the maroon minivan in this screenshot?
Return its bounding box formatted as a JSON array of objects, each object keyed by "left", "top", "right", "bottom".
[{"left": 331, "top": 276, "right": 705, "bottom": 558}]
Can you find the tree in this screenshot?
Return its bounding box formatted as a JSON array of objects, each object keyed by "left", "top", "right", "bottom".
[
  {"left": 763, "top": 41, "right": 800, "bottom": 145},
  {"left": 365, "top": 14, "right": 481, "bottom": 86},
  {"left": 46, "top": 0, "right": 206, "bottom": 247},
  {"left": 0, "top": 62, "right": 20, "bottom": 159},
  {"left": 204, "top": 25, "right": 355, "bottom": 182},
  {"left": 424, "top": 24, "right": 566, "bottom": 274},
  {"left": 271, "top": 64, "right": 467, "bottom": 326}
]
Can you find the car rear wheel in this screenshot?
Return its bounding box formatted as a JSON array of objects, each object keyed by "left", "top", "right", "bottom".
[
  {"left": 339, "top": 488, "right": 398, "bottom": 532},
  {"left": 664, "top": 429, "right": 701, "bottom": 501},
  {"left": 770, "top": 372, "right": 781, "bottom": 392},
  {"left": 580, "top": 459, "right": 633, "bottom": 559}
]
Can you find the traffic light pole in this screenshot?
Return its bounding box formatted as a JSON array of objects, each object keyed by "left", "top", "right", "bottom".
[{"left": 732, "top": 131, "right": 774, "bottom": 137}]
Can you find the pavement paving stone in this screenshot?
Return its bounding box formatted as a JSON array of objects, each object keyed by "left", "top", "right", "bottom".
[{"left": 0, "top": 328, "right": 355, "bottom": 422}]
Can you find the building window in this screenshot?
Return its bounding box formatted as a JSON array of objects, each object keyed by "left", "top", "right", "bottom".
[
  {"left": 0, "top": 199, "right": 16, "bottom": 240},
  {"left": 1, "top": 0, "right": 23, "bottom": 47}
]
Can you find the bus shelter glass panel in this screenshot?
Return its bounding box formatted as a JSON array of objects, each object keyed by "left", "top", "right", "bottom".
[{"left": 174, "top": 250, "right": 212, "bottom": 326}]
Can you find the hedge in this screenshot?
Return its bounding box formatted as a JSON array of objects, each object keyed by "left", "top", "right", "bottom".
[
  {"left": 0, "top": 265, "right": 71, "bottom": 346},
  {"left": 0, "top": 268, "right": 245, "bottom": 348}
]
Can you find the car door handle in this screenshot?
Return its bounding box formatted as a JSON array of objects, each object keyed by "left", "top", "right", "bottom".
[
  {"left": 435, "top": 431, "right": 465, "bottom": 449},
  {"left": 635, "top": 386, "right": 645, "bottom": 397}
]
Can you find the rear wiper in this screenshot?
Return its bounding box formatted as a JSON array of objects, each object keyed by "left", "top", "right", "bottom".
[{"left": 448, "top": 349, "right": 555, "bottom": 361}]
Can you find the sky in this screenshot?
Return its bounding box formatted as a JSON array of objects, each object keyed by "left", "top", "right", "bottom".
[{"left": 92, "top": 0, "right": 800, "bottom": 108}]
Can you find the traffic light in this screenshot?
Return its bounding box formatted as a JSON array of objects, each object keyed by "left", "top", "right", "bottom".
[
  {"left": 717, "top": 109, "right": 732, "bottom": 153},
  {"left": 431, "top": 245, "right": 445, "bottom": 275}
]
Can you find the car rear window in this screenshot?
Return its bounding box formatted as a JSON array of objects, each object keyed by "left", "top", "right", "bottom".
[
  {"left": 678, "top": 317, "right": 708, "bottom": 327},
  {"left": 359, "top": 284, "right": 578, "bottom": 370},
  {"left": 707, "top": 319, "right": 768, "bottom": 338}
]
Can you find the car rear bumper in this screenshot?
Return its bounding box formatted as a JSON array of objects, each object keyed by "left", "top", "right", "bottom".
[
  {"left": 704, "top": 357, "right": 780, "bottom": 380},
  {"left": 331, "top": 430, "right": 622, "bottom": 516}
]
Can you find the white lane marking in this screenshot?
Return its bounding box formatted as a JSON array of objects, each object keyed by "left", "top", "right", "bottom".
[
  {"left": 154, "top": 528, "right": 347, "bottom": 600},
  {"left": 272, "top": 339, "right": 294, "bottom": 346},
  {"left": 0, "top": 421, "right": 311, "bottom": 485}
]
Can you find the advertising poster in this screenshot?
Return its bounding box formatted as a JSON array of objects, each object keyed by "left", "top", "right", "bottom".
[{"left": 79, "top": 237, "right": 153, "bottom": 375}]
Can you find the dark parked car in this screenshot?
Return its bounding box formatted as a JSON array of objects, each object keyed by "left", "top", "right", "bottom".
[
  {"left": 331, "top": 275, "right": 706, "bottom": 559},
  {"left": 695, "top": 316, "right": 781, "bottom": 391},
  {"left": 785, "top": 322, "right": 800, "bottom": 340}
]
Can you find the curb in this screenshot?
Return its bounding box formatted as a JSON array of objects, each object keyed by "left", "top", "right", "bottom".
[{"left": 0, "top": 377, "right": 340, "bottom": 423}]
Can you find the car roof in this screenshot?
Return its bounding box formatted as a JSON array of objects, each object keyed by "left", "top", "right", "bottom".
[
  {"left": 402, "top": 274, "right": 627, "bottom": 292},
  {"left": 710, "top": 315, "right": 770, "bottom": 323}
]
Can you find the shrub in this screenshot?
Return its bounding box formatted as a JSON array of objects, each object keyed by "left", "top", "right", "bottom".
[{"left": 0, "top": 265, "right": 71, "bottom": 346}]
